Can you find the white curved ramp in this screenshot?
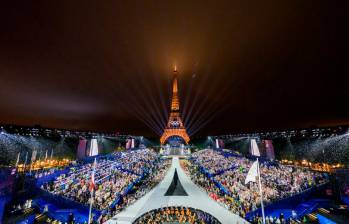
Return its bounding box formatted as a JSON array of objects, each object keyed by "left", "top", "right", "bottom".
[{"left": 106, "top": 157, "right": 248, "bottom": 224}]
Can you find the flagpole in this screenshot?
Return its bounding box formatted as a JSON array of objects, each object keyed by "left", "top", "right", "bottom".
[
  {"left": 88, "top": 189, "right": 94, "bottom": 224},
  {"left": 15, "top": 152, "right": 21, "bottom": 168},
  {"left": 24, "top": 152, "right": 28, "bottom": 172},
  {"left": 15, "top": 152, "right": 20, "bottom": 175},
  {"left": 29, "top": 149, "right": 34, "bottom": 175},
  {"left": 88, "top": 158, "right": 96, "bottom": 224},
  {"left": 257, "top": 158, "right": 266, "bottom": 224},
  {"left": 36, "top": 150, "right": 41, "bottom": 176},
  {"left": 11, "top": 152, "right": 21, "bottom": 176}
]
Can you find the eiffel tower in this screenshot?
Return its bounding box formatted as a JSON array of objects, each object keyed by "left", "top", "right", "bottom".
[{"left": 160, "top": 67, "right": 190, "bottom": 145}]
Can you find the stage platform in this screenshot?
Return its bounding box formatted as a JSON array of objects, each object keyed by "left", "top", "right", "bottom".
[{"left": 106, "top": 157, "right": 248, "bottom": 224}]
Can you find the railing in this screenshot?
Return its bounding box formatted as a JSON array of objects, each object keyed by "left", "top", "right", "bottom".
[{"left": 245, "top": 182, "right": 329, "bottom": 219}]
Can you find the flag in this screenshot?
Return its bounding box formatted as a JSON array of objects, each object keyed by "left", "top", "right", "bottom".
[
  {"left": 245, "top": 159, "right": 266, "bottom": 224},
  {"left": 245, "top": 160, "right": 259, "bottom": 184},
  {"left": 89, "top": 158, "right": 97, "bottom": 192}
]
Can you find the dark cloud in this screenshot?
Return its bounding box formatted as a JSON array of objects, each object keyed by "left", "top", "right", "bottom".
[{"left": 0, "top": 1, "right": 348, "bottom": 137}]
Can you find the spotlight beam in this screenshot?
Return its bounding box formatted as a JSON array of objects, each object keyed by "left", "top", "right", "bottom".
[{"left": 186, "top": 81, "right": 232, "bottom": 134}]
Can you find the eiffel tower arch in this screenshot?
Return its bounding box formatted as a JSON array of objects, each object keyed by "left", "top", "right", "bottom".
[{"left": 160, "top": 67, "right": 190, "bottom": 146}]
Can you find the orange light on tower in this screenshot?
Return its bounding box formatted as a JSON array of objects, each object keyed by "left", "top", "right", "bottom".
[{"left": 160, "top": 67, "right": 190, "bottom": 145}]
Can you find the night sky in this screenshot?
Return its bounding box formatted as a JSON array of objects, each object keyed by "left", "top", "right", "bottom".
[{"left": 0, "top": 1, "right": 348, "bottom": 137}]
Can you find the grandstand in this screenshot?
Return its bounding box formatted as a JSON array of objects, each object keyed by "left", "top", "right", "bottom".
[{"left": 1, "top": 125, "right": 349, "bottom": 223}]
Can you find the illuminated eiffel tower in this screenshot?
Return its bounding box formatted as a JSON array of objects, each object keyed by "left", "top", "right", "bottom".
[{"left": 160, "top": 66, "right": 190, "bottom": 145}]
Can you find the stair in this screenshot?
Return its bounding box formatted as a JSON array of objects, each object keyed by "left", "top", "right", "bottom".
[
  {"left": 23, "top": 207, "right": 35, "bottom": 214},
  {"left": 307, "top": 212, "right": 318, "bottom": 222},
  {"left": 35, "top": 213, "right": 48, "bottom": 223}
]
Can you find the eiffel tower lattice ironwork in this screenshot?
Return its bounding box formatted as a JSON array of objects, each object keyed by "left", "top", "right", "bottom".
[{"left": 160, "top": 67, "right": 190, "bottom": 145}]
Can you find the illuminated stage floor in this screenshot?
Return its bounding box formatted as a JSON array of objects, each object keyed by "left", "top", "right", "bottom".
[{"left": 106, "top": 157, "right": 248, "bottom": 224}]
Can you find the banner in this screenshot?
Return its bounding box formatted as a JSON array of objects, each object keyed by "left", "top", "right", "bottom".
[
  {"left": 89, "top": 139, "right": 98, "bottom": 156},
  {"left": 263, "top": 140, "right": 275, "bottom": 160},
  {"left": 31, "top": 149, "right": 37, "bottom": 162},
  {"left": 250, "top": 139, "right": 260, "bottom": 157},
  {"left": 77, "top": 139, "right": 88, "bottom": 159},
  {"left": 126, "top": 139, "right": 132, "bottom": 149},
  {"left": 131, "top": 139, "right": 135, "bottom": 148},
  {"left": 219, "top": 139, "right": 225, "bottom": 148}
]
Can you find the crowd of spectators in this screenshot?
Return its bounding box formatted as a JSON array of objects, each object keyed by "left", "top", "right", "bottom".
[
  {"left": 191, "top": 149, "right": 236, "bottom": 174},
  {"left": 133, "top": 206, "right": 221, "bottom": 224},
  {"left": 250, "top": 212, "right": 301, "bottom": 224},
  {"left": 100, "top": 158, "right": 171, "bottom": 222},
  {"left": 41, "top": 149, "right": 171, "bottom": 223},
  {"left": 189, "top": 149, "right": 329, "bottom": 220}
]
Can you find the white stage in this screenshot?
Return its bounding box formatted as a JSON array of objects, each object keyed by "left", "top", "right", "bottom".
[{"left": 106, "top": 157, "right": 248, "bottom": 224}]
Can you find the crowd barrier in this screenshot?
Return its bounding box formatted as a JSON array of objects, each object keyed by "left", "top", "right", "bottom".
[
  {"left": 245, "top": 183, "right": 329, "bottom": 219},
  {"left": 38, "top": 188, "right": 101, "bottom": 214},
  {"left": 341, "top": 196, "right": 349, "bottom": 206},
  {"left": 215, "top": 149, "right": 243, "bottom": 158},
  {"left": 34, "top": 168, "right": 71, "bottom": 187},
  {"left": 192, "top": 160, "right": 231, "bottom": 196},
  {"left": 109, "top": 158, "right": 160, "bottom": 209},
  {"left": 110, "top": 168, "right": 149, "bottom": 208},
  {"left": 0, "top": 169, "right": 15, "bottom": 193},
  {"left": 115, "top": 166, "right": 142, "bottom": 176},
  {"left": 17, "top": 214, "right": 35, "bottom": 224},
  {"left": 0, "top": 169, "right": 16, "bottom": 222},
  {"left": 0, "top": 195, "right": 11, "bottom": 223},
  {"left": 212, "top": 165, "right": 237, "bottom": 176}
]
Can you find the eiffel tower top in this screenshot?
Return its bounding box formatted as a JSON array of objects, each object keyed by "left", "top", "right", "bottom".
[{"left": 171, "top": 66, "right": 180, "bottom": 111}]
